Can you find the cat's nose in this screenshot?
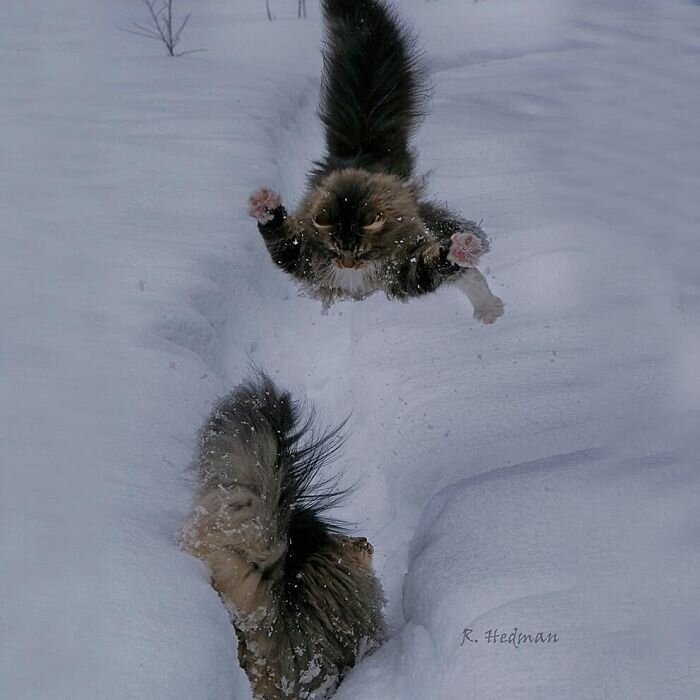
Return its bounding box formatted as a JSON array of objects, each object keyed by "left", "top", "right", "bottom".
[{"left": 339, "top": 252, "right": 357, "bottom": 268}]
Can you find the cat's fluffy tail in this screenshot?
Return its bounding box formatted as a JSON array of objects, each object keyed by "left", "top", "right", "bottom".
[
  {"left": 318, "top": 0, "right": 429, "bottom": 179},
  {"left": 184, "top": 372, "right": 347, "bottom": 601},
  {"left": 184, "top": 372, "right": 384, "bottom": 697}
]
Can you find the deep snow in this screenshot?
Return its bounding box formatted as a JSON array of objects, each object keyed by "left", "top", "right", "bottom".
[{"left": 1, "top": 0, "right": 698, "bottom": 698}]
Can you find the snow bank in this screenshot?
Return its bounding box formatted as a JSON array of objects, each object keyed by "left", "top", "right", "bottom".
[{"left": 337, "top": 427, "right": 700, "bottom": 699}]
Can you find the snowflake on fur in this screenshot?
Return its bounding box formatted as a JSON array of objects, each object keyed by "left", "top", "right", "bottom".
[
  {"left": 447, "top": 232, "right": 485, "bottom": 268},
  {"left": 248, "top": 188, "right": 281, "bottom": 224}
]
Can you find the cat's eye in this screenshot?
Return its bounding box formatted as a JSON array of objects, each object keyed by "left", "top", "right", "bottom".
[
  {"left": 362, "top": 214, "right": 386, "bottom": 234},
  {"left": 312, "top": 210, "right": 333, "bottom": 231}
]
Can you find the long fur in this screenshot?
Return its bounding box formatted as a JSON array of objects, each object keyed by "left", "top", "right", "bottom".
[
  {"left": 315, "top": 0, "right": 429, "bottom": 180},
  {"left": 249, "top": 0, "right": 504, "bottom": 323},
  {"left": 183, "top": 373, "right": 384, "bottom": 699}
]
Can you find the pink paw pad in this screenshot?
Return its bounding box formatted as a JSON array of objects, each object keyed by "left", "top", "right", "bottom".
[
  {"left": 447, "top": 233, "right": 484, "bottom": 268},
  {"left": 248, "top": 188, "right": 282, "bottom": 224}
]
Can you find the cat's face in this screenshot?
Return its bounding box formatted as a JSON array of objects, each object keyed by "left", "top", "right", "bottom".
[{"left": 303, "top": 169, "right": 422, "bottom": 268}]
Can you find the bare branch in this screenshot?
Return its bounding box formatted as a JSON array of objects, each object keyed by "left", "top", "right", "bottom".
[
  {"left": 175, "top": 48, "right": 207, "bottom": 57},
  {"left": 131, "top": 21, "right": 163, "bottom": 37},
  {"left": 173, "top": 14, "right": 191, "bottom": 45},
  {"left": 141, "top": 0, "right": 162, "bottom": 30},
  {"left": 123, "top": 0, "right": 201, "bottom": 57},
  {"left": 165, "top": 0, "right": 174, "bottom": 47},
  {"left": 119, "top": 26, "right": 162, "bottom": 40}
]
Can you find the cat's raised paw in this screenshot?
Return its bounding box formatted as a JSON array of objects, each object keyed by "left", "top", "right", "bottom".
[
  {"left": 447, "top": 232, "right": 485, "bottom": 268},
  {"left": 248, "top": 188, "right": 282, "bottom": 224},
  {"left": 473, "top": 296, "right": 504, "bottom": 325}
]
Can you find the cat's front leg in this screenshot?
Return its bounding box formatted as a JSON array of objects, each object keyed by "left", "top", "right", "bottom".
[
  {"left": 454, "top": 268, "right": 505, "bottom": 325},
  {"left": 444, "top": 232, "right": 504, "bottom": 324},
  {"left": 248, "top": 188, "right": 302, "bottom": 275}
]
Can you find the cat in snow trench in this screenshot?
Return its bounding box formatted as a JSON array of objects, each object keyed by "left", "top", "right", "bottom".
[
  {"left": 183, "top": 372, "right": 384, "bottom": 699},
  {"left": 248, "top": 0, "right": 505, "bottom": 324}
]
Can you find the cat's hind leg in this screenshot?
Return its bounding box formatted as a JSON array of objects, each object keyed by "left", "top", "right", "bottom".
[{"left": 453, "top": 268, "right": 505, "bottom": 325}]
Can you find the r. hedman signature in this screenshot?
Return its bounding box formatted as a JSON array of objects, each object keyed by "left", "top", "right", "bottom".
[{"left": 461, "top": 627, "right": 559, "bottom": 648}]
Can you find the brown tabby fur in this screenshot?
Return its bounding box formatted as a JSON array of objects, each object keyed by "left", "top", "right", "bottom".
[
  {"left": 183, "top": 374, "right": 384, "bottom": 699},
  {"left": 251, "top": 0, "right": 504, "bottom": 322}
]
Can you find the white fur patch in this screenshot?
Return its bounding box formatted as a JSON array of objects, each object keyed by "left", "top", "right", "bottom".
[
  {"left": 453, "top": 268, "right": 505, "bottom": 325},
  {"left": 328, "top": 262, "right": 380, "bottom": 297}
]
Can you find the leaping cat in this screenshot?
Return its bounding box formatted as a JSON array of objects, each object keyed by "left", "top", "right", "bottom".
[{"left": 249, "top": 0, "right": 505, "bottom": 325}]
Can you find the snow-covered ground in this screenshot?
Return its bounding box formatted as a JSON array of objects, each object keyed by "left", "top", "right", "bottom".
[{"left": 1, "top": 0, "right": 698, "bottom": 698}]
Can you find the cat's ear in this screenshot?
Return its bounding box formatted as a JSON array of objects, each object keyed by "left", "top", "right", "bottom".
[{"left": 363, "top": 215, "right": 386, "bottom": 234}]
